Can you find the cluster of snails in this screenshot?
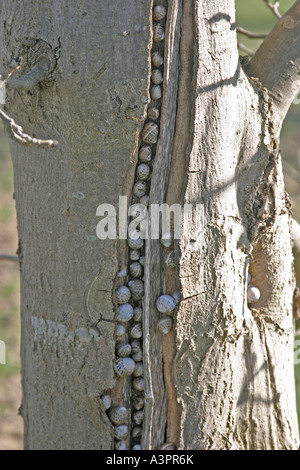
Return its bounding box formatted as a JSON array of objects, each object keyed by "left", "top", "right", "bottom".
[
  {"left": 247, "top": 272, "right": 261, "bottom": 304},
  {"left": 101, "top": 4, "right": 167, "bottom": 451}
]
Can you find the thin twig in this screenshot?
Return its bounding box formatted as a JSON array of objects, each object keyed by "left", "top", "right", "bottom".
[
  {"left": 237, "top": 42, "right": 254, "bottom": 57},
  {"left": 263, "top": 0, "right": 282, "bottom": 19},
  {"left": 237, "top": 27, "right": 267, "bottom": 39},
  {"left": 0, "top": 254, "right": 19, "bottom": 262}
]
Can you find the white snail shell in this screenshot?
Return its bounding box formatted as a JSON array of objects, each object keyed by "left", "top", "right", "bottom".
[
  {"left": 172, "top": 290, "right": 181, "bottom": 304},
  {"left": 133, "top": 396, "right": 144, "bottom": 410},
  {"left": 148, "top": 107, "right": 160, "bottom": 120},
  {"left": 115, "top": 323, "right": 126, "bottom": 337},
  {"left": 115, "top": 440, "right": 127, "bottom": 450},
  {"left": 129, "top": 262, "right": 143, "bottom": 278},
  {"left": 131, "top": 339, "right": 142, "bottom": 353},
  {"left": 142, "top": 122, "right": 159, "bottom": 145},
  {"left": 115, "top": 285, "right": 131, "bottom": 304},
  {"left": 133, "top": 361, "right": 144, "bottom": 377},
  {"left": 139, "top": 145, "right": 152, "bottom": 162},
  {"left": 136, "top": 163, "right": 150, "bottom": 181},
  {"left": 116, "top": 303, "right": 134, "bottom": 322},
  {"left": 161, "top": 232, "right": 174, "bottom": 248},
  {"left": 151, "top": 85, "right": 162, "bottom": 101},
  {"left": 247, "top": 285, "right": 261, "bottom": 303},
  {"left": 109, "top": 406, "right": 129, "bottom": 425},
  {"left": 165, "top": 250, "right": 176, "bottom": 268},
  {"left": 100, "top": 394, "right": 111, "bottom": 411},
  {"left": 157, "top": 316, "right": 173, "bottom": 334},
  {"left": 156, "top": 295, "right": 177, "bottom": 314},
  {"left": 133, "top": 180, "right": 147, "bottom": 198},
  {"left": 153, "top": 23, "right": 165, "bottom": 42},
  {"left": 132, "top": 427, "right": 143, "bottom": 439},
  {"left": 133, "top": 410, "right": 144, "bottom": 425},
  {"left": 139, "top": 195, "right": 149, "bottom": 207},
  {"left": 114, "top": 424, "right": 129, "bottom": 440},
  {"left": 151, "top": 51, "right": 164, "bottom": 67},
  {"left": 132, "top": 350, "right": 143, "bottom": 362},
  {"left": 130, "top": 322, "right": 143, "bottom": 339},
  {"left": 129, "top": 249, "right": 140, "bottom": 261},
  {"left": 133, "top": 377, "right": 145, "bottom": 392},
  {"left": 151, "top": 69, "right": 163, "bottom": 85},
  {"left": 153, "top": 5, "right": 167, "bottom": 21},
  {"left": 133, "top": 306, "right": 143, "bottom": 322},
  {"left": 128, "top": 279, "right": 144, "bottom": 300},
  {"left": 116, "top": 341, "right": 132, "bottom": 358},
  {"left": 132, "top": 444, "right": 141, "bottom": 450},
  {"left": 114, "top": 357, "right": 135, "bottom": 377}
]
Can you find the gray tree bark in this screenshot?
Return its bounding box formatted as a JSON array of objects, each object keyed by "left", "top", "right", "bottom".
[{"left": 0, "top": 0, "right": 299, "bottom": 450}]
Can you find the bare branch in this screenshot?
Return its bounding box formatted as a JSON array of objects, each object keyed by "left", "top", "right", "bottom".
[
  {"left": 263, "top": 0, "right": 282, "bottom": 19},
  {"left": 237, "top": 27, "right": 267, "bottom": 39},
  {"left": 237, "top": 42, "right": 254, "bottom": 56},
  {"left": 0, "top": 254, "right": 19, "bottom": 262}
]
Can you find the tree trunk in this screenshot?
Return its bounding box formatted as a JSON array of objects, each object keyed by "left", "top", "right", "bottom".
[{"left": 0, "top": 0, "right": 299, "bottom": 450}]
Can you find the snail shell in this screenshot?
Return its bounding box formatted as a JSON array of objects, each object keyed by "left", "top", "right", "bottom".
[
  {"left": 133, "top": 377, "right": 145, "bottom": 392},
  {"left": 115, "top": 440, "right": 127, "bottom": 450},
  {"left": 247, "top": 285, "right": 261, "bottom": 303},
  {"left": 133, "top": 361, "right": 144, "bottom": 377},
  {"left": 142, "top": 122, "right": 159, "bottom": 145},
  {"left": 133, "top": 396, "right": 144, "bottom": 410},
  {"left": 153, "top": 5, "right": 167, "bottom": 21},
  {"left": 114, "top": 424, "right": 128, "bottom": 440},
  {"left": 116, "top": 303, "right": 134, "bottom": 322},
  {"left": 109, "top": 406, "right": 129, "bottom": 425},
  {"left": 100, "top": 394, "right": 111, "bottom": 411},
  {"left": 156, "top": 295, "right": 177, "bottom": 314},
  {"left": 128, "top": 279, "right": 144, "bottom": 300},
  {"left": 157, "top": 316, "right": 173, "bottom": 334},
  {"left": 151, "top": 85, "right": 162, "bottom": 101},
  {"left": 172, "top": 290, "right": 181, "bottom": 304},
  {"left": 148, "top": 107, "right": 160, "bottom": 121},
  {"left": 129, "top": 262, "right": 143, "bottom": 278},
  {"left": 131, "top": 339, "right": 142, "bottom": 354},
  {"left": 129, "top": 249, "right": 141, "bottom": 261},
  {"left": 132, "top": 350, "right": 143, "bottom": 362},
  {"left": 115, "top": 285, "right": 131, "bottom": 305},
  {"left": 132, "top": 426, "right": 143, "bottom": 439},
  {"left": 114, "top": 357, "right": 135, "bottom": 377},
  {"left": 139, "top": 195, "right": 149, "bottom": 207},
  {"left": 151, "top": 69, "right": 163, "bottom": 85},
  {"left": 139, "top": 256, "right": 145, "bottom": 267},
  {"left": 133, "top": 410, "right": 144, "bottom": 425},
  {"left": 139, "top": 145, "right": 152, "bottom": 163},
  {"left": 130, "top": 322, "right": 143, "bottom": 339},
  {"left": 153, "top": 23, "right": 165, "bottom": 42},
  {"left": 161, "top": 232, "right": 174, "bottom": 248},
  {"left": 128, "top": 236, "right": 144, "bottom": 250},
  {"left": 133, "top": 306, "right": 143, "bottom": 322},
  {"left": 136, "top": 163, "right": 150, "bottom": 181},
  {"left": 160, "top": 443, "right": 177, "bottom": 450},
  {"left": 132, "top": 444, "right": 141, "bottom": 450},
  {"left": 133, "top": 180, "right": 147, "bottom": 198},
  {"left": 116, "top": 341, "right": 132, "bottom": 358},
  {"left": 165, "top": 250, "right": 176, "bottom": 269},
  {"left": 151, "top": 51, "right": 164, "bottom": 67},
  {"left": 115, "top": 323, "right": 126, "bottom": 337}
]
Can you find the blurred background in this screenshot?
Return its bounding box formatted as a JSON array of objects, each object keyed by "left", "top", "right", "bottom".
[{"left": 0, "top": 0, "right": 299, "bottom": 450}]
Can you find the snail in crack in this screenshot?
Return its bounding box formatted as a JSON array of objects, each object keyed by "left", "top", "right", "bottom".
[
  {"left": 165, "top": 250, "right": 176, "bottom": 269},
  {"left": 153, "top": 23, "right": 165, "bottom": 42},
  {"left": 161, "top": 231, "right": 174, "bottom": 248},
  {"left": 109, "top": 406, "right": 129, "bottom": 425},
  {"left": 133, "top": 396, "right": 144, "bottom": 410},
  {"left": 115, "top": 285, "right": 131, "bottom": 305},
  {"left": 148, "top": 107, "right": 160, "bottom": 121},
  {"left": 114, "top": 357, "right": 135, "bottom": 377},
  {"left": 136, "top": 163, "right": 150, "bottom": 181},
  {"left": 114, "top": 424, "right": 129, "bottom": 441},
  {"left": 151, "top": 69, "right": 163, "bottom": 85},
  {"left": 156, "top": 294, "right": 177, "bottom": 314},
  {"left": 128, "top": 279, "right": 144, "bottom": 301},
  {"left": 116, "top": 303, "right": 134, "bottom": 322},
  {"left": 129, "top": 249, "right": 141, "bottom": 261},
  {"left": 247, "top": 285, "right": 261, "bottom": 304},
  {"left": 129, "top": 262, "right": 143, "bottom": 279},
  {"left": 132, "top": 410, "right": 144, "bottom": 426},
  {"left": 133, "top": 377, "right": 145, "bottom": 392},
  {"left": 116, "top": 341, "right": 132, "bottom": 358},
  {"left": 115, "top": 440, "right": 127, "bottom": 450},
  {"left": 100, "top": 394, "right": 111, "bottom": 411},
  {"left": 115, "top": 323, "right": 126, "bottom": 337},
  {"left": 151, "top": 85, "right": 162, "bottom": 101},
  {"left": 157, "top": 316, "right": 173, "bottom": 334},
  {"left": 133, "top": 362, "right": 144, "bottom": 377},
  {"left": 130, "top": 322, "right": 143, "bottom": 339},
  {"left": 139, "top": 145, "right": 152, "bottom": 162},
  {"left": 133, "top": 181, "right": 147, "bottom": 198},
  {"left": 151, "top": 51, "right": 164, "bottom": 67},
  {"left": 142, "top": 122, "right": 159, "bottom": 145},
  {"left": 133, "top": 306, "right": 142, "bottom": 322},
  {"left": 128, "top": 237, "right": 144, "bottom": 250},
  {"left": 153, "top": 5, "right": 167, "bottom": 21},
  {"left": 132, "top": 427, "right": 142, "bottom": 439}
]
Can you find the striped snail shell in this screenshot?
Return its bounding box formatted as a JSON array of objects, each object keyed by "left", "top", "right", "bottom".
[
  {"left": 128, "top": 279, "right": 144, "bottom": 300},
  {"left": 133, "top": 410, "right": 144, "bottom": 425},
  {"left": 130, "top": 322, "right": 143, "bottom": 339},
  {"left": 151, "top": 69, "right": 163, "bottom": 85},
  {"left": 133, "top": 180, "right": 147, "bottom": 198},
  {"left": 161, "top": 231, "right": 174, "bottom": 248},
  {"left": 128, "top": 237, "right": 144, "bottom": 250},
  {"left": 139, "top": 195, "right": 149, "bottom": 207},
  {"left": 100, "top": 394, "right": 111, "bottom": 411},
  {"left": 133, "top": 361, "right": 144, "bottom": 377},
  {"left": 165, "top": 250, "right": 176, "bottom": 269},
  {"left": 153, "top": 5, "right": 167, "bottom": 21},
  {"left": 114, "top": 357, "right": 135, "bottom": 377},
  {"left": 151, "top": 51, "right": 164, "bottom": 67},
  {"left": 142, "top": 122, "right": 159, "bottom": 145},
  {"left": 247, "top": 285, "right": 260, "bottom": 303},
  {"left": 132, "top": 350, "right": 143, "bottom": 362},
  {"left": 172, "top": 290, "right": 181, "bottom": 304},
  {"left": 116, "top": 341, "right": 132, "bottom": 358},
  {"left": 151, "top": 85, "right": 162, "bottom": 101},
  {"left": 109, "top": 406, "right": 129, "bottom": 425},
  {"left": 133, "top": 396, "right": 144, "bottom": 410},
  {"left": 139, "top": 256, "right": 145, "bottom": 267},
  {"left": 131, "top": 339, "right": 142, "bottom": 354},
  {"left": 132, "top": 427, "right": 143, "bottom": 439},
  {"left": 116, "top": 303, "right": 134, "bottom": 322},
  {"left": 115, "top": 323, "right": 126, "bottom": 337},
  {"left": 157, "top": 316, "right": 173, "bottom": 334},
  {"left": 133, "top": 377, "right": 145, "bottom": 392},
  {"left": 132, "top": 444, "right": 141, "bottom": 450},
  {"left": 153, "top": 23, "right": 165, "bottom": 42},
  {"left": 160, "top": 443, "right": 177, "bottom": 450},
  {"left": 156, "top": 294, "right": 177, "bottom": 314},
  {"left": 139, "top": 145, "right": 152, "bottom": 162},
  {"left": 129, "top": 261, "right": 143, "bottom": 278},
  {"left": 115, "top": 440, "right": 127, "bottom": 450},
  {"left": 133, "top": 306, "right": 142, "bottom": 322},
  {"left": 115, "top": 285, "right": 131, "bottom": 305},
  {"left": 129, "top": 249, "right": 140, "bottom": 261},
  {"left": 148, "top": 107, "right": 160, "bottom": 120},
  {"left": 136, "top": 163, "right": 150, "bottom": 181},
  {"left": 114, "top": 424, "right": 128, "bottom": 441}
]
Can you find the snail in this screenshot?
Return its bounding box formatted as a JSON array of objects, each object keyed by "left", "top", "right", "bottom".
[
  {"left": 157, "top": 316, "right": 173, "bottom": 334},
  {"left": 133, "top": 377, "right": 145, "bottom": 392},
  {"left": 115, "top": 323, "right": 126, "bottom": 337},
  {"left": 128, "top": 237, "right": 144, "bottom": 250},
  {"left": 151, "top": 69, "right": 163, "bottom": 85},
  {"left": 139, "top": 145, "right": 152, "bottom": 163},
  {"left": 128, "top": 279, "right": 144, "bottom": 300},
  {"left": 132, "top": 350, "right": 143, "bottom": 362},
  {"left": 130, "top": 322, "right": 143, "bottom": 339},
  {"left": 133, "top": 396, "right": 144, "bottom": 410},
  {"left": 131, "top": 339, "right": 142, "bottom": 354},
  {"left": 132, "top": 427, "right": 142, "bottom": 439},
  {"left": 139, "top": 256, "right": 145, "bottom": 267},
  {"left": 129, "top": 262, "right": 143, "bottom": 278},
  {"left": 153, "top": 5, "right": 167, "bottom": 21},
  {"left": 100, "top": 394, "right": 111, "bottom": 411},
  {"left": 172, "top": 290, "right": 181, "bottom": 304},
  {"left": 151, "top": 51, "right": 164, "bottom": 67},
  {"left": 132, "top": 444, "right": 141, "bottom": 450},
  {"left": 133, "top": 181, "right": 147, "bottom": 198},
  {"left": 133, "top": 306, "right": 142, "bottom": 322},
  {"left": 136, "top": 163, "right": 150, "bottom": 181},
  {"left": 247, "top": 285, "right": 261, "bottom": 303},
  {"left": 153, "top": 23, "right": 165, "bottom": 42},
  {"left": 116, "top": 303, "right": 134, "bottom": 322},
  {"left": 156, "top": 295, "right": 177, "bottom": 314},
  {"left": 129, "top": 249, "right": 141, "bottom": 261},
  {"left": 151, "top": 85, "right": 162, "bottom": 101},
  {"left": 132, "top": 410, "right": 144, "bottom": 426},
  {"left": 116, "top": 341, "right": 132, "bottom": 358},
  {"left": 148, "top": 107, "right": 160, "bottom": 121},
  {"left": 142, "top": 122, "right": 159, "bottom": 145},
  {"left": 139, "top": 195, "right": 149, "bottom": 207},
  {"left": 114, "top": 357, "right": 135, "bottom": 377},
  {"left": 114, "top": 424, "right": 129, "bottom": 441},
  {"left": 133, "top": 362, "right": 144, "bottom": 377},
  {"left": 161, "top": 231, "right": 174, "bottom": 248},
  {"left": 165, "top": 250, "right": 176, "bottom": 269},
  {"left": 115, "top": 285, "right": 131, "bottom": 305},
  {"left": 109, "top": 406, "right": 129, "bottom": 425},
  {"left": 115, "top": 440, "right": 127, "bottom": 450}
]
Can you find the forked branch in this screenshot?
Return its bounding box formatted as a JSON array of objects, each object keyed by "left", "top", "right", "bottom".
[
  {"left": 237, "top": 27, "right": 267, "bottom": 39},
  {"left": 263, "top": 0, "right": 282, "bottom": 19}
]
